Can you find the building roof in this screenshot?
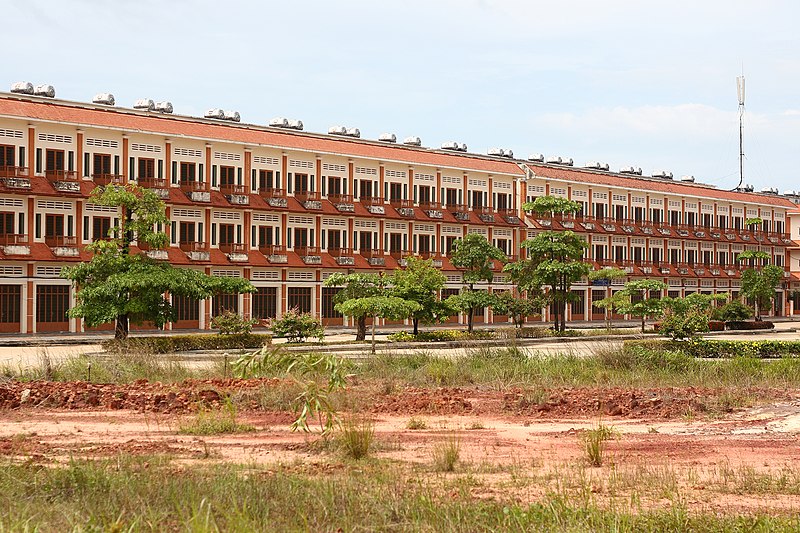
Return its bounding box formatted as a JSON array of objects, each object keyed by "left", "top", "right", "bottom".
[
  {"left": 524, "top": 163, "right": 796, "bottom": 209},
  {"left": 0, "top": 95, "right": 524, "bottom": 177}
]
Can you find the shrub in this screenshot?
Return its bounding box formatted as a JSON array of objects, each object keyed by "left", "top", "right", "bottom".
[
  {"left": 339, "top": 416, "right": 375, "bottom": 460},
  {"left": 103, "top": 333, "right": 272, "bottom": 354},
  {"left": 178, "top": 399, "right": 255, "bottom": 435},
  {"left": 624, "top": 338, "right": 800, "bottom": 359},
  {"left": 210, "top": 310, "right": 257, "bottom": 335},
  {"left": 581, "top": 423, "right": 618, "bottom": 467},
  {"left": 713, "top": 300, "right": 754, "bottom": 322},
  {"left": 726, "top": 321, "right": 775, "bottom": 331},
  {"left": 271, "top": 308, "right": 324, "bottom": 343},
  {"left": 432, "top": 434, "right": 461, "bottom": 472},
  {"left": 387, "top": 330, "right": 493, "bottom": 343}
]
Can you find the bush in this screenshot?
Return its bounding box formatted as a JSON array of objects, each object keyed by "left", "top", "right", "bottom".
[
  {"left": 387, "top": 330, "right": 493, "bottom": 343},
  {"left": 271, "top": 308, "right": 324, "bottom": 343},
  {"left": 210, "top": 310, "right": 258, "bottom": 335},
  {"left": 713, "top": 300, "right": 754, "bottom": 322},
  {"left": 726, "top": 320, "right": 775, "bottom": 331},
  {"left": 103, "top": 333, "right": 272, "bottom": 354},
  {"left": 624, "top": 338, "right": 800, "bottom": 359}
]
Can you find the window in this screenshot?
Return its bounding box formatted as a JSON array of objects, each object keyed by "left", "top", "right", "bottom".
[
  {"left": 292, "top": 228, "right": 309, "bottom": 248},
  {"left": 651, "top": 209, "right": 662, "bottom": 224},
  {"left": 36, "top": 285, "right": 69, "bottom": 324},
  {"left": 93, "top": 217, "right": 111, "bottom": 241},
  {"left": 594, "top": 203, "right": 606, "bottom": 219},
  {"left": 322, "top": 287, "right": 341, "bottom": 318},
  {"left": 180, "top": 162, "right": 196, "bottom": 183},
  {"left": 669, "top": 210, "right": 680, "bottom": 226},
  {"left": 213, "top": 294, "right": 238, "bottom": 316},
  {"left": 389, "top": 233, "right": 403, "bottom": 253},
  {"left": 173, "top": 296, "right": 199, "bottom": 322},
  {"left": 593, "top": 244, "right": 605, "bottom": 261},
  {"left": 219, "top": 224, "right": 235, "bottom": 246},
  {"left": 258, "top": 226, "right": 273, "bottom": 246},
  {"left": 258, "top": 170, "right": 274, "bottom": 191},
  {"left": 252, "top": 287, "right": 277, "bottom": 319},
  {"left": 0, "top": 285, "right": 20, "bottom": 325},
  {"left": 389, "top": 183, "right": 403, "bottom": 201},
  {"left": 293, "top": 173, "right": 309, "bottom": 192},
  {"left": 685, "top": 212, "right": 696, "bottom": 226},
  {"left": 591, "top": 289, "right": 606, "bottom": 314},
  {"left": 445, "top": 188, "right": 458, "bottom": 206},
  {"left": 0, "top": 145, "right": 14, "bottom": 167},
  {"left": 0, "top": 212, "right": 13, "bottom": 236},
  {"left": 287, "top": 287, "right": 312, "bottom": 313},
  {"left": 327, "top": 229, "right": 342, "bottom": 250},
  {"left": 138, "top": 158, "right": 155, "bottom": 180},
  {"left": 46, "top": 149, "right": 65, "bottom": 172},
  {"left": 470, "top": 190, "right": 483, "bottom": 208},
  {"left": 93, "top": 153, "right": 111, "bottom": 176},
  {"left": 614, "top": 205, "right": 625, "bottom": 221},
  {"left": 179, "top": 222, "right": 196, "bottom": 244},
  {"left": 570, "top": 291, "right": 585, "bottom": 316},
  {"left": 326, "top": 176, "right": 342, "bottom": 196},
  {"left": 220, "top": 166, "right": 235, "bottom": 187},
  {"left": 444, "top": 236, "right": 457, "bottom": 254},
  {"left": 418, "top": 185, "right": 431, "bottom": 204},
  {"left": 496, "top": 194, "right": 510, "bottom": 210},
  {"left": 417, "top": 234, "right": 431, "bottom": 254},
  {"left": 45, "top": 214, "right": 64, "bottom": 238},
  {"left": 359, "top": 180, "right": 373, "bottom": 198},
  {"left": 358, "top": 231, "right": 372, "bottom": 251}
]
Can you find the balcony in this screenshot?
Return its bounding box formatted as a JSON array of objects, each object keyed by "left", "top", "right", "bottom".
[
  {"left": 390, "top": 198, "right": 415, "bottom": 218},
  {"left": 417, "top": 251, "right": 443, "bottom": 268},
  {"left": 294, "top": 190, "right": 321, "bottom": 210},
  {"left": 259, "top": 244, "right": 287, "bottom": 264},
  {"left": 179, "top": 241, "right": 210, "bottom": 261},
  {"left": 360, "top": 196, "right": 385, "bottom": 215},
  {"left": 498, "top": 208, "right": 519, "bottom": 224},
  {"left": 136, "top": 240, "right": 168, "bottom": 260},
  {"left": 92, "top": 173, "right": 124, "bottom": 187},
  {"left": 45, "top": 170, "right": 80, "bottom": 193},
  {"left": 220, "top": 183, "right": 250, "bottom": 205},
  {"left": 449, "top": 204, "right": 470, "bottom": 221},
  {"left": 360, "top": 248, "right": 385, "bottom": 266},
  {"left": 218, "top": 242, "right": 248, "bottom": 262},
  {"left": 45, "top": 235, "right": 79, "bottom": 257},
  {"left": 180, "top": 181, "right": 211, "bottom": 203},
  {"left": 0, "top": 166, "right": 31, "bottom": 189},
  {"left": 295, "top": 245, "right": 322, "bottom": 264},
  {"left": 260, "top": 188, "right": 287, "bottom": 208},
  {"left": 0, "top": 234, "right": 29, "bottom": 256},
  {"left": 137, "top": 177, "right": 170, "bottom": 199},
  {"left": 413, "top": 200, "right": 442, "bottom": 219},
  {"left": 329, "top": 246, "right": 355, "bottom": 266},
  {"left": 328, "top": 193, "right": 355, "bottom": 213},
  {"left": 389, "top": 250, "right": 411, "bottom": 266},
  {"left": 476, "top": 206, "right": 495, "bottom": 223}
]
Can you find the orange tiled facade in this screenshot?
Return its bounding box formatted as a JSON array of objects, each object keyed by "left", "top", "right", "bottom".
[{"left": 0, "top": 91, "right": 798, "bottom": 333}]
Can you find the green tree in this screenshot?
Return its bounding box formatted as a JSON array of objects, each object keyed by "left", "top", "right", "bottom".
[
  {"left": 588, "top": 267, "right": 627, "bottom": 329},
  {"left": 336, "top": 296, "right": 421, "bottom": 354},
  {"left": 445, "top": 289, "right": 497, "bottom": 332},
  {"left": 613, "top": 279, "right": 668, "bottom": 333},
  {"left": 64, "top": 184, "right": 254, "bottom": 339},
  {"left": 448, "top": 233, "right": 506, "bottom": 332},
  {"left": 323, "top": 272, "right": 384, "bottom": 340},
  {"left": 739, "top": 259, "right": 784, "bottom": 321},
  {"left": 388, "top": 256, "right": 452, "bottom": 335},
  {"left": 490, "top": 291, "right": 542, "bottom": 328},
  {"left": 659, "top": 293, "right": 726, "bottom": 340},
  {"left": 506, "top": 196, "right": 589, "bottom": 333},
  {"left": 713, "top": 300, "right": 754, "bottom": 322}
]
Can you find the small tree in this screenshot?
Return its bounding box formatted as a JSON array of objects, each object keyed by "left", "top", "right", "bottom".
[
  {"left": 449, "top": 233, "right": 506, "bottom": 332},
  {"left": 659, "top": 293, "right": 726, "bottom": 340},
  {"left": 588, "top": 267, "right": 627, "bottom": 329},
  {"left": 614, "top": 279, "right": 668, "bottom": 333},
  {"left": 211, "top": 310, "right": 257, "bottom": 335},
  {"left": 64, "top": 184, "right": 254, "bottom": 339},
  {"left": 445, "top": 289, "right": 497, "bottom": 331},
  {"left": 272, "top": 308, "right": 324, "bottom": 343},
  {"left": 713, "top": 300, "right": 754, "bottom": 322},
  {"left": 491, "top": 291, "right": 542, "bottom": 328},
  {"left": 323, "top": 272, "right": 384, "bottom": 340},
  {"left": 336, "top": 296, "right": 421, "bottom": 354},
  {"left": 389, "top": 256, "right": 452, "bottom": 335},
  {"left": 738, "top": 251, "right": 783, "bottom": 321}
]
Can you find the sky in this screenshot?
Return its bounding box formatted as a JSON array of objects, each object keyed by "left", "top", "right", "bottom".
[{"left": 6, "top": 0, "right": 800, "bottom": 193}]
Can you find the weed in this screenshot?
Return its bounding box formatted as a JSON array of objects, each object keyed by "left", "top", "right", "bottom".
[
  {"left": 432, "top": 433, "right": 461, "bottom": 472},
  {"left": 179, "top": 399, "right": 255, "bottom": 436},
  {"left": 467, "top": 420, "right": 486, "bottom": 430},
  {"left": 339, "top": 415, "right": 375, "bottom": 460},
  {"left": 406, "top": 417, "right": 428, "bottom": 430},
  {"left": 581, "top": 423, "right": 618, "bottom": 467}
]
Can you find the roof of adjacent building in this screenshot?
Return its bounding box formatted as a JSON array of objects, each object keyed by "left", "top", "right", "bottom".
[
  {"left": 0, "top": 94, "right": 524, "bottom": 177},
  {"left": 524, "top": 163, "right": 797, "bottom": 209}
]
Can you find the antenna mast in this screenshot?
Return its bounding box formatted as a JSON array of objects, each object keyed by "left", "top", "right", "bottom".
[{"left": 736, "top": 75, "right": 745, "bottom": 190}]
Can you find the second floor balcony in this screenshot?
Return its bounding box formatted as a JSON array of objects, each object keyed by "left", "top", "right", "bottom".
[
  {"left": 0, "top": 166, "right": 31, "bottom": 190},
  {"left": 259, "top": 244, "right": 288, "bottom": 263},
  {"left": 179, "top": 241, "right": 210, "bottom": 261},
  {"left": 360, "top": 247, "right": 385, "bottom": 266},
  {"left": 294, "top": 190, "right": 322, "bottom": 210},
  {"left": 295, "top": 245, "right": 322, "bottom": 264},
  {"left": 359, "top": 196, "right": 385, "bottom": 215},
  {"left": 328, "top": 246, "right": 355, "bottom": 266},
  {"left": 220, "top": 183, "right": 250, "bottom": 205},
  {"left": 218, "top": 242, "right": 248, "bottom": 262},
  {"left": 0, "top": 233, "right": 29, "bottom": 255},
  {"left": 45, "top": 235, "right": 79, "bottom": 257},
  {"left": 92, "top": 173, "right": 124, "bottom": 187},
  {"left": 327, "top": 193, "right": 355, "bottom": 212},
  {"left": 45, "top": 170, "right": 80, "bottom": 193},
  {"left": 180, "top": 180, "right": 211, "bottom": 202},
  {"left": 260, "top": 188, "right": 287, "bottom": 208}
]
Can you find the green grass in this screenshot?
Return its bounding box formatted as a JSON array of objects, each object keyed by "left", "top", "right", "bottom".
[
  {"left": 432, "top": 433, "right": 461, "bottom": 472},
  {"left": 179, "top": 401, "right": 255, "bottom": 435},
  {"left": 338, "top": 415, "right": 375, "bottom": 459},
  {"left": 0, "top": 457, "right": 798, "bottom": 532}
]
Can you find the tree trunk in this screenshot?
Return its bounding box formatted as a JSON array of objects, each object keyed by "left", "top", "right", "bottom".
[
  {"left": 413, "top": 317, "right": 419, "bottom": 336},
  {"left": 641, "top": 316, "right": 646, "bottom": 333},
  {"left": 356, "top": 316, "right": 367, "bottom": 341},
  {"left": 467, "top": 307, "right": 474, "bottom": 333},
  {"left": 371, "top": 317, "right": 377, "bottom": 355},
  {"left": 115, "top": 313, "right": 129, "bottom": 340}
]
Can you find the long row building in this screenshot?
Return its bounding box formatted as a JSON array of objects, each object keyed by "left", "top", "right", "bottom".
[{"left": 0, "top": 85, "right": 798, "bottom": 334}]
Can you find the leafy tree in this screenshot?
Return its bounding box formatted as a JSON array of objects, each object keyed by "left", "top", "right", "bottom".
[
  {"left": 449, "top": 233, "right": 506, "bottom": 332},
  {"left": 507, "top": 196, "right": 589, "bottom": 333},
  {"left": 490, "top": 291, "right": 542, "bottom": 328},
  {"left": 713, "top": 300, "right": 754, "bottom": 322},
  {"left": 445, "top": 289, "right": 497, "bottom": 331},
  {"left": 211, "top": 310, "right": 257, "bottom": 335},
  {"left": 323, "top": 272, "right": 384, "bottom": 340},
  {"left": 63, "top": 184, "right": 254, "bottom": 339},
  {"left": 737, "top": 250, "right": 783, "bottom": 321},
  {"left": 272, "top": 308, "right": 324, "bottom": 343},
  {"left": 336, "top": 296, "right": 421, "bottom": 354},
  {"left": 613, "top": 279, "right": 668, "bottom": 333},
  {"left": 588, "top": 267, "right": 627, "bottom": 329},
  {"left": 389, "top": 256, "right": 453, "bottom": 335},
  {"left": 659, "top": 293, "right": 726, "bottom": 340}
]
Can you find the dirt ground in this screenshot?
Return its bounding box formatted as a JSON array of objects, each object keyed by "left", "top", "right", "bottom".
[{"left": 2, "top": 379, "right": 800, "bottom": 515}]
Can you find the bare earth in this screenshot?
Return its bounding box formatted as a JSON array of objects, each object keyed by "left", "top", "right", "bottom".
[{"left": 2, "top": 379, "right": 800, "bottom": 515}]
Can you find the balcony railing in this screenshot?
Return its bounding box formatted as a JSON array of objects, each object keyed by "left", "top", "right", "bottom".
[
  {"left": 295, "top": 245, "right": 321, "bottom": 256},
  {"left": 45, "top": 170, "right": 78, "bottom": 182},
  {"left": 418, "top": 200, "right": 441, "bottom": 211},
  {"left": 45, "top": 235, "right": 77, "bottom": 248},
  {"left": 498, "top": 208, "right": 517, "bottom": 217},
  {"left": 259, "top": 187, "right": 286, "bottom": 199},
  {"left": 389, "top": 250, "right": 411, "bottom": 260},
  {"left": 138, "top": 177, "right": 168, "bottom": 189},
  {"left": 327, "top": 193, "right": 354, "bottom": 204},
  {"left": 328, "top": 246, "right": 354, "bottom": 258},
  {"left": 0, "top": 166, "right": 30, "bottom": 178},
  {"left": 390, "top": 198, "right": 413, "bottom": 208},
  {"left": 218, "top": 242, "right": 246, "bottom": 254},
  {"left": 360, "top": 248, "right": 384, "bottom": 259},
  {"left": 359, "top": 196, "right": 383, "bottom": 206},
  {"left": 179, "top": 241, "right": 207, "bottom": 253},
  {"left": 0, "top": 234, "right": 28, "bottom": 246},
  {"left": 220, "top": 183, "right": 249, "bottom": 195},
  {"left": 259, "top": 244, "right": 285, "bottom": 255},
  {"left": 92, "top": 173, "right": 124, "bottom": 186},
  {"left": 294, "top": 190, "right": 320, "bottom": 202},
  {"left": 179, "top": 180, "right": 209, "bottom": 193}
]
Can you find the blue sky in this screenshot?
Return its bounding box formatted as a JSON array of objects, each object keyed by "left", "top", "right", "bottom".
[{"left": 7, "top": 0, "right": 800, "bottom": 191}]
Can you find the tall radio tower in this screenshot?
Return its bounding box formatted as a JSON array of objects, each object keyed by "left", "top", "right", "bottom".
[{"left": 736, "top": 75, "right": 745, "bottom": 190}]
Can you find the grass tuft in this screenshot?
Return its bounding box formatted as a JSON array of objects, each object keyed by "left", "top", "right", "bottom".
[
  {"left": 179, "top": 400, "right": 255, "bottom": 435},
  {"left": 432, "top": 433, "right": 461, "bottom": 472},
  {"left": 581, "top": 423, "right": 618, "bottom": 467},
  {"left": 339, "top": 415, "right": 375, "bottom": 460}
]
